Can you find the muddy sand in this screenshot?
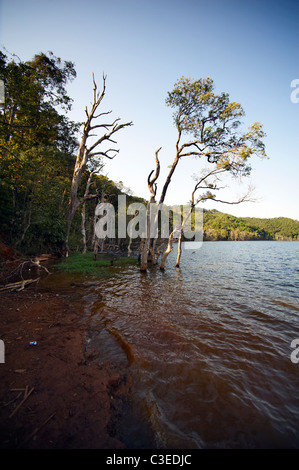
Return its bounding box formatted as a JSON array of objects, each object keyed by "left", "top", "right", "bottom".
[{"left": 0, "top": 284, "right": 132, "bottom": 449}]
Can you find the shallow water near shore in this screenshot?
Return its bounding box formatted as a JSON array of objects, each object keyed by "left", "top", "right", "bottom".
[{"left": 43, "top": 241, "right": 299, "bottom": 448}]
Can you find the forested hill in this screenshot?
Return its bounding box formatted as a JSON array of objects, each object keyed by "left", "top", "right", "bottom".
[{"left": 203, "top": 210, "right": 299, "bottom": 241}]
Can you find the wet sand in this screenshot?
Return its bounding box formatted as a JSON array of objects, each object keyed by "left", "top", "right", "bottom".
[{"left": 0, "top": 286, "right": 131, "bottom": 449}]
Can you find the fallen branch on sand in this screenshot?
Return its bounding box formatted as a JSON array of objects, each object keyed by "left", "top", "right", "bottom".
[
  {"left": 9, "top": 386, "right": 35, "bottom": 418},
  {"left": 22, "top": 412, "right": 56, "bottom": 445},
  {"left": 0, "top": 278, "right": 40, "bottom": 292}
]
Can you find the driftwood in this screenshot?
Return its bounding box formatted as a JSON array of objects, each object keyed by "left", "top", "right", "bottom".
[
  {"left": 22, "top": 412, "right": 56, "bottom": 445},
  {"left": 0, "top": 278, "right": 39, "bottom": 292},
  {"left": 9, "top": 386, "right": 35, "bottom": 418},
  {"left": 0, "top": 257, "right": 51, "bottom": 292}
]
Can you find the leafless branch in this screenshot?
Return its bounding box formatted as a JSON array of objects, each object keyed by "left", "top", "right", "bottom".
[
  {"left": 205, "top": 190, "right": 256, "bottom": 205},
  {"left": 79, "top": 193, "right": 99, "bottom": 205},
  {"left": 88, "top": 148, "right": 120, "bottom": 159},
  {"left": 93, "top": 110, "right": 113, "bottom": 119},
  {"left": 87, "top": 121, "right": 133, "bottom": 154},
  {"left": 65, "top": 72, "right": 133, "bottom": 254},
  {"left": 147, "top": 147, "right": 161, "bottom": 199}
]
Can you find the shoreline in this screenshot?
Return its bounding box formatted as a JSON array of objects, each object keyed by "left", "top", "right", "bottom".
[{"left": 0, "top": 286, "right": 131, "bottom": 449}]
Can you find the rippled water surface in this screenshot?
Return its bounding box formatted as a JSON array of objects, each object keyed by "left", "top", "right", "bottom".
[{"left": 62, "top": 242, "right": 299, "bottom": 448}]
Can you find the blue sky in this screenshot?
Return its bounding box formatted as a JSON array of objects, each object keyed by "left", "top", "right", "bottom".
[{"left": 1, "top": 0, "right": 298, "bottom": 220}]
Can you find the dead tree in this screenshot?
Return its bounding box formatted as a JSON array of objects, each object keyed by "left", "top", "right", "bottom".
[
  {"left": 64, "top": 74, "right": 132, "bottom": 255},
  {"left": 140, "top": 148, "right": 161, "bottom": 272}
]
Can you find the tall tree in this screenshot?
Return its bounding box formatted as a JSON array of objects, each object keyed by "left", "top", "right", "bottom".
[
  {"left": 0, "top": 50, "right": 79, "bottom": 252},
  {"left": 140, "top": 147, "right": 161, "bottom": 272},
  {"left": 140, "top": 76, "right": 267, "bottom": 270},
  {"left": 64, "top": 74, "right": 133, "bottom": 255}
]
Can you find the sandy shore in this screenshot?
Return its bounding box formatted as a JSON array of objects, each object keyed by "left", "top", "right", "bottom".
[{"left": 0, "top": 284, "right": 131, "bottom": 449}]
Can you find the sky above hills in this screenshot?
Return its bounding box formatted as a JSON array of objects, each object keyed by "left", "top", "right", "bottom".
[{"left": 1, "top": 0, "right": 298, "bottom": 220}]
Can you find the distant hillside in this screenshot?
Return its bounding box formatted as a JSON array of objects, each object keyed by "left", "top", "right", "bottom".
[{"left": 202, "top": 210, "right": 299, "bottom": 241}]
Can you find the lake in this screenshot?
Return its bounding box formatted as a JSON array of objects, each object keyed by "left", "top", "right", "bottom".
[{"left": 58, "top": 241, "right": 299, "bottom": 448}]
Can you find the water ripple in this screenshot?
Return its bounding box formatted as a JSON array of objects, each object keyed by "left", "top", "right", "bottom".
[{"left": 85, "top": 241, "right": 299, "bottom": 448}]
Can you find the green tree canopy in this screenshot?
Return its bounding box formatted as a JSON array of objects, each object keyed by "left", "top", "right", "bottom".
[
  {"left": 166, "top": 76, "right": 266, "bottom": 177},
  {"left": 0, "top": 50, "right": 79, "bottom": 252},
  {"left": 0, "top": 50, "right": 79, "bottom": 153}
]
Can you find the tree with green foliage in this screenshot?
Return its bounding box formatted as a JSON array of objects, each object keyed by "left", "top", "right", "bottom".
[
  {"left": 0, "top": 50, "right": 79, "bottom": 253},
  {"left": 164, "top": 76, "right": 266, "bottom": 189},
  {"left": 0, "top": 50, "right": 78, "bottom": 151},
  {"left": 140, "top": 76, "right": 267, "bottom": 270}
]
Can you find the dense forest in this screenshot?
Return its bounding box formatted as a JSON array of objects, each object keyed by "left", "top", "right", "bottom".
[{"left": 0, "top": 50, "right": 298, "bottom": 263}]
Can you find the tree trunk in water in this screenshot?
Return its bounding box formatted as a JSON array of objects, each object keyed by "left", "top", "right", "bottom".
[
  {"left": 140, "top": 201, "right": 152, "bottom": 271},
  {"left": 174, "top": 205, "right": 193, "bottom": 268},
  {"left": 149, "top": 153, "right": 180, "bottom": 263},
  {"left": 140, "top": 147, "right": 161, "bottom": 272},
  {"left": 160, "top": 233, "right": 174, "bottom": 270},
  {"left": 175, "top": 233, "right": 182, "bottom": 267},
  {"left": 138, "top": 238, "right": 145, "bottom": 263},
  {"left": 127, "top": 236, "right": 132, "bottom": 257}
]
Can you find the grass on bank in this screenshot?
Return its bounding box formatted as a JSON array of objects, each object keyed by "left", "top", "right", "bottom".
[{"left": 53, "top": 251, "right": 137, "bottom": 274}]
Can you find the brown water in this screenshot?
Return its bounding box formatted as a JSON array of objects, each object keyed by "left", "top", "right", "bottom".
[{"left": 46, "top": 241, "right": 299, "bottom": 448}]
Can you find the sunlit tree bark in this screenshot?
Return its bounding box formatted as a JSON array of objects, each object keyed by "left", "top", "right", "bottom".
[
  {"left": 64, "top": 74, "right": 132, "bottom": 255},
  {"left": 140, "top": 147, "right": 161, "bottom": 272}
]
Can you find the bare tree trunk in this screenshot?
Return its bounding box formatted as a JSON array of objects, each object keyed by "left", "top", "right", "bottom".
[
  {"left": 138, "top": 238, "right": 144, "bottom": 262},
  {"left": 175, "top": 233, "right": 182, "bottom": 268},
  {"left": 140, "top": 202, "right": 152, "bottom": 271},
  {"left": 64, "top": 74, "right": 132, "bottom": 255},
  {"left": 160, "top": 233, "right": 174, "bottom": 270},
  {"left": 140, "top": 148, "right": 161, "bottom": 272},
  {"left": 81, "top": 172, "right": 94, "bottom": 253},
  {"left": 149, "top": 134, "right": 182, "bottom": 263},
  {"left": 127, "top": 235, "right": 132, "bottom": 257},
  {"left": 174, "top": 205, "right": 193, "bottom": 268}
]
